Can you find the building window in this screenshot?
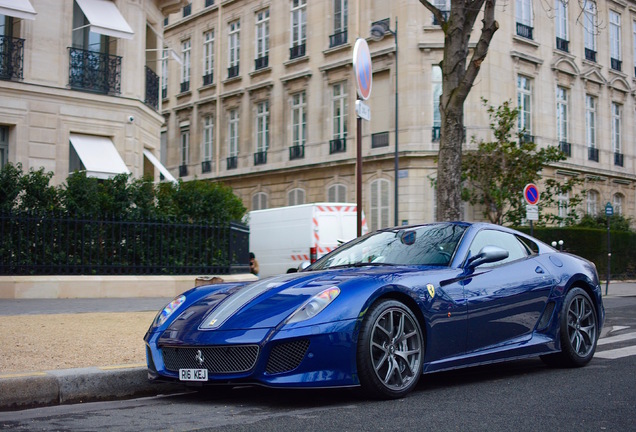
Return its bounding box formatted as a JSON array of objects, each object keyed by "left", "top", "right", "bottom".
[
  {"left": 584, "top": 2, "right": 597, "bottom": 61},
  {"left": 228, "top": 108, "right": 239, "bottom": 159},
  {"left": 203, "top": 116, "right": 214, "bottom": 169},
  {"left": 556, "top": 86, "right": 568, "bottom": 155},
  {"left": 161, "top": 47, "right": 169, "bottom": 98},
  {"left": 586, "top": 95, "right": 597, "bottom": 161},
  {"left": 432, "top": 65, "right": 442, "bottom": 142},
  {"left": 0, "top": 126, "right": 8, "bottom": 169},
  {"left": 432, "top": 0, "right": 450, "bottom": 25},
  {"left": 611, "top": 102, "right": 621, "bottom": 164},
  {"left": 515, "top": 0, "right": 533, "bottom": 39},
  {"left": 290, "top": 0, "right": 307, "bottom": 58},
  {"left": 586, "top": 190, "right": 599, "bottom": 216},
  {"left": 328, "top": 184, "right": 347, "bottom": 202},
  {"left": 180, "top": 39, "right": 191, "bottom": 92},
  {"left": 370, "top": 179, "right": 390, "bottom": 231},
  {"left": 613, "top": 193, "right": 623, "bottom": 215},
  {"left": 203, "top": 30, "right": 214, "bottom": 85},
  {"left": 180, "top": 128, "right": 189, "bottom": 176},
  {"left": 558, "top": 191, "right": 569, "bottom": 223},
  {"left": 256, "top": 100, "right": 269, "bottom": 154},
  {"left": 633, "top": 21, "right": 636, "bottom": 77},
  {"left": 330, "top": 0, "right": 348, "bottom": 47},
  {"left": 288, "top": 188, "right": 306, "bottom": 206},
  {"left": 555, "top": 0, "right": 568, "bottom": 52},
  {"left": 252, "top": 192, "right": 268, "bottom": 210},
  {"left": 228, "top": 20, "right": 240, "bottom": 78},
  {"left": 332, "top": 82, "right": 347, "bottom": 140},
  {"left": 610, "top": 11, "right": 621, "bottom": 71},
  {"left": 205, "top": 0, "right": 214, "bottom": 7},
  {"left": 291, "top": 91, "right": 306, "bottom": 148},
  {"left": 183, "top": 3, "right": 191, "bottom": 17},
  {"left": 255, "top": 9, "right": 269, "bottom": 69},
  {"left": 517, "top": 75, "right": 532, "bottom": 137}
]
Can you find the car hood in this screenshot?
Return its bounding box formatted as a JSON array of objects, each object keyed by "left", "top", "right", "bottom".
[{"left": 162, "top": 265, "right": 447, "bottom": 335}]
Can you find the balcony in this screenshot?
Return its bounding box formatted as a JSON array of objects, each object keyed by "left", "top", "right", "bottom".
[
  {"left": 556, "top": 37, "right": 569, "bottom": 53},
  {"left": 203, "top": 73, "right": 213, "bottom": 86},
  {"left": 144, "top": 66, "right": 159, "bottom": 110},
  {"left": 516, "top": 22, "right": 533, "bottom": 40},
  {"left": 519, "top": 133, "right": 534, "bottom": 143},
  {"left": 180, "top": 80, "right": 190, "bottom": 93},
  {"left": 584, "top": 48, "right": 596, "bottom": 62},
  {"left": 372, "top": 132, "right": 389, "bottom": 148},
  {"left": 183, "top": 3, "right": 191, "bottom": 17},
  {"left": 68, "top": 47, "right": 122, "bottom": 95},
  {"left": 290, "top": 43, "right": 306, "bottom": 60},
  {"left": 254, "top": 55, "right": 269, "bottom": 70},
  {"left": 227, "top": 64, "right": 239, "bottom": 78},
  {"left": 289, "top": 145, "right": 305, "bottom": 160},
  {"left": 432, "top": 10, "right": 450, "bottom": 26},
  {"left": 201, "top": 160, "right": 212, "bottom": 173},
  {"left": 329, "top": 30, "right": 348, "bottom": 48},
  {"left": 432, "top": 126, "right": 441, "bottom": 142},
  {"left": 611, "top": 58, "right": 622, "bottom": 72},
  {"left": 614, "top": 152, "right": 624, "bottom": 167},
  {"left": 0, "top": 35, "right": 24, "bottom": 81},
  {"left": 161, "top": 86, "right": 167, "bottom": 99},
  {"left": 254, "top": 151, "right": 267, "bottom": 165},
  {"left": 559, "top": 141, "right": 571, "bottom": 157},
  {"left": 205, "top": 0, "right": 214, "bottom": 6},
  {"left": 588, "top": 147, "right": 599, "bottom": 162},
  {"left": 179, "top": 165, "right": 188, "bottom": 177},
  {"left": 226, "top": 156, "right": 238, "bottom": 170},
  {"left": 329, "top": 137, "right": 346, "bottom": 154}
]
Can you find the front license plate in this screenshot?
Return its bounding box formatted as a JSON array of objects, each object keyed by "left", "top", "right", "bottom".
[{"left": 179, "top": 368, "right": 208, "bottom": 381}]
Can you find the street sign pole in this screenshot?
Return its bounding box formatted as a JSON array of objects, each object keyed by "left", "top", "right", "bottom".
[{"left": 605, "top": 202, "right": 613, "bottom": 295}]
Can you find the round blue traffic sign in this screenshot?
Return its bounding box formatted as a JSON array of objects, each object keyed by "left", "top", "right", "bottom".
[
  {"left": 353, "top": 38, "right": 372, "bottom": 100},
  {"left": 523, "top": 183, "right": 540, "bottom": 205}
]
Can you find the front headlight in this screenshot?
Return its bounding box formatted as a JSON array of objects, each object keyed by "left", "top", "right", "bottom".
[
  {"left": 154, "top": 295, "right": 186, "bottom": 327},
  {"left": 287, "top": 287, "right": 340, "bottom": 324}
]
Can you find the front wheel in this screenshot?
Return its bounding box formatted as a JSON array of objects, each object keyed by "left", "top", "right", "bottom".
[
  {"left": 356, "top": 299, "right": 424, "bottom": 399},
  {"left": 541, "top": 287, "right": 598, "bottom": 367}
]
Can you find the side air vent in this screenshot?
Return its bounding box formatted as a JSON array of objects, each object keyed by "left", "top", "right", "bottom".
[{"left": 537, "top": 301, "right": 556, "bottom": 331}]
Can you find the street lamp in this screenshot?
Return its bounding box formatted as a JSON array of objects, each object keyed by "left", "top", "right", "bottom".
[{"left": 370, "top": 18, "right": 399, "bottom": 226}]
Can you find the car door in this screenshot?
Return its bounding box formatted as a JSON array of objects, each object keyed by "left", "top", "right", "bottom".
[{"left": 463, "top": 229, "right": 555, "bottom": 353}]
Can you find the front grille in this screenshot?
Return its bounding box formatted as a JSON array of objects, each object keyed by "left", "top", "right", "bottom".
[
  {"left": 265, "top": 339, "right": 310, "bottom": 375},
  {"left": 162, "top": 345, "right": 259, "bottom": 374}
]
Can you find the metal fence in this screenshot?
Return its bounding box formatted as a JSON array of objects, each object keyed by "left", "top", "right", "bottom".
[{"left": 0, "top": 212, "right": 250, "bottom": 276}]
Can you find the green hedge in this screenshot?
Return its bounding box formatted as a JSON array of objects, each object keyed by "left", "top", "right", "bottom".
[{"left": 516, "top": 226, "right": 636, "bottom": 279}]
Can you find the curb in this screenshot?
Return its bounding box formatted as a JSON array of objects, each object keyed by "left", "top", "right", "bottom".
[{"left": 0, "top": 366, "right": 185, "bottom": 411}]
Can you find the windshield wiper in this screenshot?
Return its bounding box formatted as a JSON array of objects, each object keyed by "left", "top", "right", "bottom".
[{"left": 328, "top": 262, "right": 396, "bottom": 269}]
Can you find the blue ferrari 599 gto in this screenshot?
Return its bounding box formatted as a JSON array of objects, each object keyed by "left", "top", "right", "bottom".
[{"left": 144, "top": 222, "right": 604, "bottom": 399}]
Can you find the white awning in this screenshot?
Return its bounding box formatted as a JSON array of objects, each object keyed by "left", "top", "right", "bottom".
[
  {"left": 0, "top": 0, "right": 37, "bottom": 20},
  {"left": 75, "top": 0, "right": 134, "bottom": 40},
  {"left": 69, "top": 133, "right": 130, "bottom": 179},
  {"left": 143, "top": 149, "right": 177, "bottom": 183}
]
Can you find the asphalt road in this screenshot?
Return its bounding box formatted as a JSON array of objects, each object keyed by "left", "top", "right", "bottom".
[{"left": 1, "top": 296, "right": 635, "bottom": 431}]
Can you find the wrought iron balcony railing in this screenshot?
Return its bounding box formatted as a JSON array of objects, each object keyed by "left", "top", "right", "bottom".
[
  {"left": 611, "top": 58, "right": 622, "bottom": 72},
  {"left": 254, "top": 55, "right": 269, "bottom": 70},
  {"left": 519, "top": 133, "right": 534, "bottom": 143},
  {"left": 516, "top": 23, "right": 533, "bottom": 40},
  {"left": 559, "top": 141, "right": 571, "bottom": 157},
  {"left": 289, "top": 145, "right": 305, "bottom": 160},
  {"left": 432, "top": 126, "right": 441, "bottom": 142},
  {"left": 0, "top": 35, "right": 25, "bottom": 81},
  {"left": 180, "top": 80, "right": 190, "bottom": 93},
  {"left": 227, "top": 64, "right": 239, "bottom": 78},
  {"left": 290, "top": 43, "right": 306, "bottom": 60},
  {"left": 201, "top": 160, "right": 212, "bottom": 173},
  {"left": 432, "top": 10, "right": 450, "bottom": 25},
  {"left": 145, "top": 66, "right": 159, "bottom": 110},
  {"left": 556, "top": 37, "right": 569, "bottom": 53},
  {"left": 68, "top": 47, "right": 122, "bottom": 95},
  {"left": 329, "top": 30, "right": 348, "bottom": 48},
  {"left": 372, "top": 132, "right": 389, "bottom": 148},
  {"left": 226, "top": 156, "right": 238, "bottom": 170},
  {"left": 329, "top": 137, "right": 346, "bottom": 154},
  {"left": 179, "top": 165, "right": 188, "bottom": 177},
  {"left": 585, "top": 48, "right": 596, "bottom": 62},
  {"left": 254, "top": 151, "right": 267, "bottom": 165},
  {"left": 162, "top": 86, "right": 167, "bottom": 99},
  {"left": 588, "top": 147, "right": 599, "bottom": 162},
  {"left": 203, "top": 73, "right": 213, "bottom": 86},
  {"left": 614, "top": 152, "right": 624, "bottom": 167}
]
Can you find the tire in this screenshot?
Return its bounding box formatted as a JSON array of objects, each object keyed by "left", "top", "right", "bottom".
[
  {"left": 541, "top": 287, "right": 598, "bottom": 368},
  {"left": 356, "top": 299, "right": 424, "bottom": 399}
]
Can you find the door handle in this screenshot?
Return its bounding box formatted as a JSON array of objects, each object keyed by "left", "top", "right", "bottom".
[{"left": 535, "top": 266, "right": 545, "bottom": 274}]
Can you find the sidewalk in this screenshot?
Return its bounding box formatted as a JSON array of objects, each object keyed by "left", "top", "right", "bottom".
[{"left": 0, "top": 282, "right": 634, "bottom": 411}]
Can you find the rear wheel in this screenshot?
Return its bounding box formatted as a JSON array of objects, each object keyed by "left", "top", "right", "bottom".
[
  {"left": 541, "top": 288, "right": 598, "bottom": 367},
  {"left": 356, "top": 299, "right": 424, "bottom": 399}
]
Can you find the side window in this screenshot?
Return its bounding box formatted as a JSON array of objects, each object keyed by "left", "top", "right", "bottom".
[{"left": 468, "top": 229, "right": 529, "bottom": 267}]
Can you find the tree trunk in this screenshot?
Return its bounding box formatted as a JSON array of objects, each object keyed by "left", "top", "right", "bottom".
[{"left": 437, "top": 105, "right": 464, "bottom": 221}]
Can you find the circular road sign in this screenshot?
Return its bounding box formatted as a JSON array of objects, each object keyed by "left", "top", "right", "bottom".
[
  {"left": 353, "top": 38, "right": 372, "bottom": 100},
  {"left": 523, "top": 183, "right": 540, "bottom": 205}
]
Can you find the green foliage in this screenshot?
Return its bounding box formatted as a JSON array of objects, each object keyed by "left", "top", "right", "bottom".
[
  {"left": 462, "top": 99, "right": 583, "bottom": 226},
  {"left": 0, "top": 162, "right": 23, "bottom": 212},
  {"left": 576, "top": 213, "right": 632, "bottom": 232}
]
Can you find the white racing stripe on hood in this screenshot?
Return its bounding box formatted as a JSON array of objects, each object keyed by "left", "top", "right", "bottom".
[{"left": 200, "top": 275, "right": 289, "bottom": 330}]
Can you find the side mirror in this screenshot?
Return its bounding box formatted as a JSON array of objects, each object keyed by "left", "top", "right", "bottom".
[{"left": 466, "top": 245, "right": 509, "bottom": 269}]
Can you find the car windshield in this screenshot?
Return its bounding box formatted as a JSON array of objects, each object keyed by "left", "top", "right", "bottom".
[{"left": 309, "top": 223, "right": 468, "bottom": 270}]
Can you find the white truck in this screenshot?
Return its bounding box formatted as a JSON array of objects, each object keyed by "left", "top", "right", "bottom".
[{"left": 249, "top": 203, "right": 368, "bottom": 277}]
